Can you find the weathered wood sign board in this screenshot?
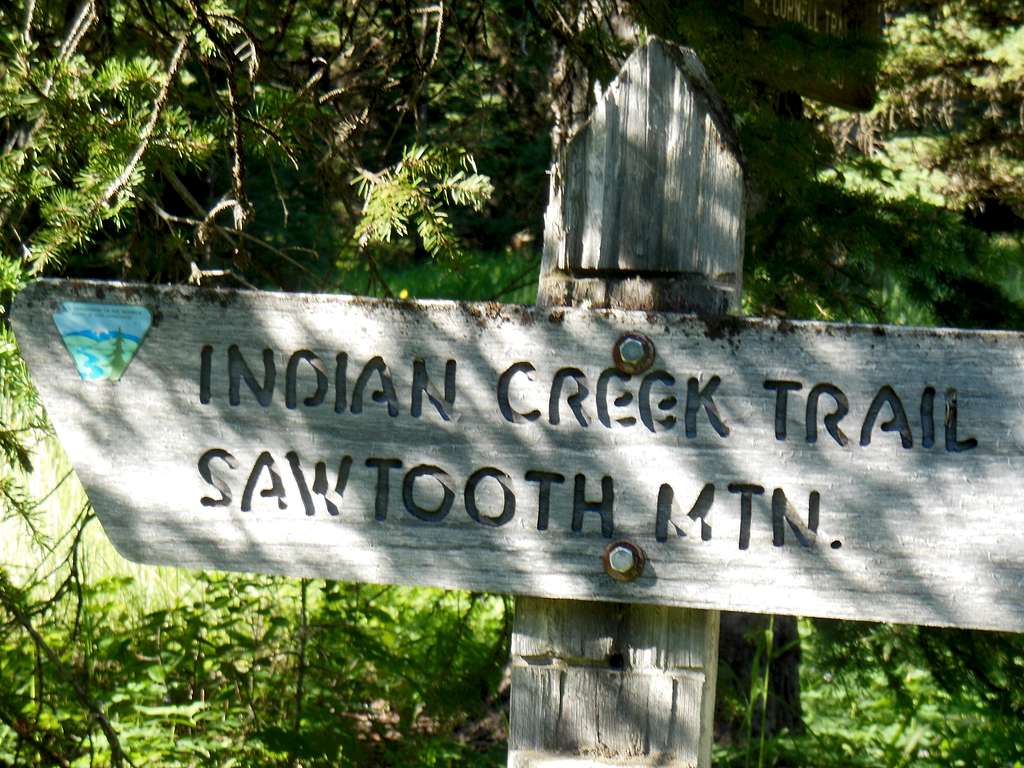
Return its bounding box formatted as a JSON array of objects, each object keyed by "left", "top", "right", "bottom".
[
  {"left": 13, "top": 279, "right": 1024, "bottom": 632},
  {"left": 741, "top": 0, "right": 880, "bottom": 110}
]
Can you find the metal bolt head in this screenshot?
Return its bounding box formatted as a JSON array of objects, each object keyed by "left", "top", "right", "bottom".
[
  {"left": 608, "top": 546, "right": 636, "bottom": 573},
  {"left": 602, "top": 540, "right": 647, "bottom": 582},
  {"left": 613, "top": 332, "right": 656, "bottom": 374},
  {"left": 618, "top": 337, "right": 645, "bottom": 364}
]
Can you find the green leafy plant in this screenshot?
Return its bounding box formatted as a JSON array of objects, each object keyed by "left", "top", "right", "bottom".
[{"left": 354, "top": 145, "right": 494, "bottom": 259}]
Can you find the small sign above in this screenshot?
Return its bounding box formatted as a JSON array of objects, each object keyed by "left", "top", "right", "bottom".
[
  {"left": 742, "top": 0, "right": 881, "bottom": 109},
  {"left": 13, "top": 279, "right": 1024, "bottom": 632}
]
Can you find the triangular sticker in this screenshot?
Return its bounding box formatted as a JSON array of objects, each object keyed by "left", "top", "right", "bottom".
[{"left": 52, "top": 302, "right": 152, "bottom": 382}]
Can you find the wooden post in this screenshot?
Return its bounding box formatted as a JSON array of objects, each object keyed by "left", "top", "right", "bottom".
[{"left": 508, "top": 39, "right": 745, "bottom": 767}]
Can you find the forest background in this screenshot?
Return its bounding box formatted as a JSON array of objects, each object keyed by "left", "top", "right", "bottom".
[{"left": 0, "top": 0, "right": 1022, "bottom": 765}]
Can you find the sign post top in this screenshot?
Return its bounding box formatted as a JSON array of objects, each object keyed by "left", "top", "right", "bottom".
[{"left": 542, "top": 38, "right": 745, "bottom": 313}]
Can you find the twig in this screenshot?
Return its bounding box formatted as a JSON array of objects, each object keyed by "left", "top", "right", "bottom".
[
  {"left": 57, "top": 2, "right": 96, "bottom": 64},
  {"left": 157, "top": 166, "right": 256, "bottom": 273},
  {"left": 293, "top": 578, "right": 309, "bottom": 747},
  {"left": 22, "top": 0, "right": 36, "bottom": 43},
  {"left": 189, "top": 263, "right": 259, "bottom": 290},
  {"left": 150, "top": 186, "right": 314, "bottom": 279},
  {"left": 160, "top": 164, "right": 208, "bottom": 217},
  {"left": 317, "top": 87, "right": 346, "bottom": 105},
  {"left": 224, "top": 75, "right": 250, "bottom": 229},
  {"left": 25, "top": 504, "right": 91, "bottom": 606},
  {"left": 145, "top": 196, "right": 201, "bottom": 227},
  {"left": 25, "top": 504, "right": 93, "bottom": 643},
  {"left": 29, "top": 470, "right": 73, "bottom": 511},
  {"left": 268, "top": 162, "right": 290, "bottom": 227},
  {"left": 0, "top": 575, "right": 135, "bottom": 768},
  {"left": 364, "top": 251, "right": 394, "bottom": 297},
  {"left": 427, "top": 2, "right": 444, "bottom": 71},
  {"left": 0, "top": 0, "right": 96, "bottom": 229},
  {"left": 239, "top": 113, "right": 299, "bottom": 169},
  {"left": 494, "top": 257, "right": 541, "bottom": 299},
  {"left": 184, "top": 0, "right": 251, "bottom": 230},
  {"left": 197, "top": 197, "right": 245, "bottom": 243},
  {"left": 227, "top": 228, "right": 314, "bottom": 275},
  {"left": 0, "top": 704, "right": 70, "bottom": 768},
  {"left": 98, "top": 34, "right": 188, "bottom": 210}
]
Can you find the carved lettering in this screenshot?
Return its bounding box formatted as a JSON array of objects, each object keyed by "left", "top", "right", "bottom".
[
  {"left": 944, "top": 388, "right": 978, "bottom": 452},
  {"left": 200, "top": 345, "right": 213, "bottom": 404},
  {"left": 198, "top": 448, "right": 237, "bottom": 507},
  {"left": 921, "top": 385, "right": 936, "bottom": 449},
  {"left": 596, "top": 368, "right": 635, "bottom": 428},
  {"left": 550, "top": 368, "right": 589, "bottom": 427},
  {"left": 465, "top": 467, "right": 515, "bottom": 527},
  {"left": 764, "top": 379, "right": 801, "bottom": 440},
  {"left": 286, "top": 450, "right": 351, "bottom": 516},
  {"left": 771, "top": 488, "right": 819, "bottom": 548},
  {"left": 241, "top": 451, "right": 287, "bottom": 511},
  {"left": 806, "top": 383, "right": 849, "bottom": 447},
  {"left": 861, "top": 385, "right": 912, "bottom": 449},
  {"left": 334, "top": 353, "right": 348, "bottom": 413},
  {"left": 285, "top": 350, "right": 328, "bottom": 410},
  {"left": 351, "top": 356, "right": 399, "bottom": 417},
  {"left": 411, "top": 358, "right": 457, "bottom": 421},
  {"left": 685, "top": 376, "right": 729, "bottom": 438},
  {"left": 728, "top": 483, "right": 764, "bottom": 550},
  {"left": 525, "top": 470, "right": 565, "bottom": 530},
  {"left": 497, "top": 362, "right": 541, "bottom": 423},
  {"left": 229, "top": 346, "right": 275, "bottom": 407},
  {"left": 366, "top": 457, "right": 402, "bottom": 521},
  {"left": 639, "top": 371, "right": 677, "bottom": 433},
  {"left": 402, "top": 465, "right": 455, "bottom": 522},
  {"left": 655, "top": 482, "right": 713, "bottom": 542},
  {"left": 572, "top": 474, "right": 613, "bottom": 537}
]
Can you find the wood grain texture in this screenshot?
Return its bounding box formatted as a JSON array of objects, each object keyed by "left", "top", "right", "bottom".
[
  {"left": 508, "top": 600, "right": 718, "bottom": 768},
  {"left": 14, "top": 280, "right": 1024, "bottom": 632},
  {"left": 16, "top": 280, "right": 1024, "bottom": 634},
  {"left": 541, "top": 38, "right": 744, "bottom": 306}
]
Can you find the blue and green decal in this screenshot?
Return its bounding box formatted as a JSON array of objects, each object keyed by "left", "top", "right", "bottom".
[{"left": 52, "top": 302, "right": 152, "bottom": 382}]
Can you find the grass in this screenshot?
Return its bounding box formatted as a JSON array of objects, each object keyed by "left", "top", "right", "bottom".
[{"left": 1, "top": 431, "right": 199, "bottom": 614}]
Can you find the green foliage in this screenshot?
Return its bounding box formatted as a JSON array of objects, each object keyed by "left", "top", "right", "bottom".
[
  {"left": 333, "top": 248, "right": 539, "bottom": 306},
  {"left": 0, "top": 30, "right": 206, "bottom": 272},
  {"left": 633, "top": 0, "right": 1024, "bottom": 326},
  {"left": 0, "top": 563, "right": 509, "bottom": 767},
  {"left": 1, "top": 0, "right": 542, "bottom": 289},
  {"left": 354, "top": 145, "right": 494, "bottom": 260},
  {"left": 0, "top": 3, "right": 544, "bottom": 764},
  {"left": 716, "top": 620, "right": 1024, "bottom": 767},
  {"left": 864, "top": 1, "right": 1024, "bottom": 217}
]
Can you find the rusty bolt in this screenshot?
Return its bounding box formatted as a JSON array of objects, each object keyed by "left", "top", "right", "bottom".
[
  {"left": 613, "top": 332, "right": 655, "bottom": 374},
  {"left": 602, "top": 540, "right": 646, "bottom": 582}
]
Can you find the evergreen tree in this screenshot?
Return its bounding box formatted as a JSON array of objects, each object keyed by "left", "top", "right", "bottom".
[{"left": 107, "top": 329, "right": 127, "bottom": 380}]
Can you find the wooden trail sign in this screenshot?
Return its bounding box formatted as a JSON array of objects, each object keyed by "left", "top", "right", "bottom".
[
  {"left": 13, "top": 278, "right": 1024, "bottom": 633},
  {"left": 741, "top": 0, "right": 881, "bottom": 110}
]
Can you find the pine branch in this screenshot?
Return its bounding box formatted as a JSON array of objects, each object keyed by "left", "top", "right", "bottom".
[
  {"left": 0, "top": 0, "right": 97, "bottom": 231},
  {"left": 97, "top": 34, "right": 189, "bottom": 210}
]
